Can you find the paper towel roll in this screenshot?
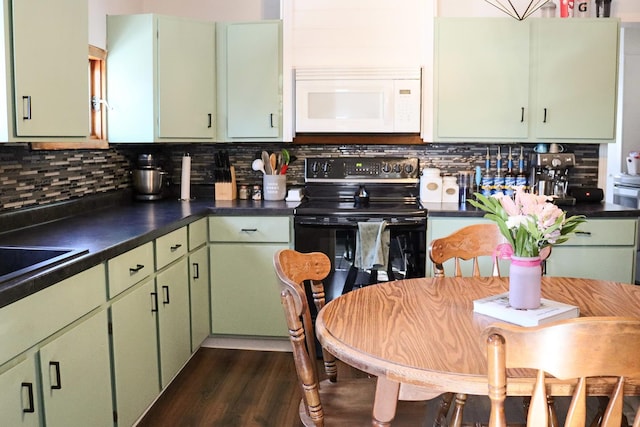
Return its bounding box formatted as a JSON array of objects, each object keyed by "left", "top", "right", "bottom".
[{"left": 180, "top": 154, "right": 191, "bottom": 201}]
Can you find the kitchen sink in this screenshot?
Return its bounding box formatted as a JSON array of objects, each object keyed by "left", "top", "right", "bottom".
[{"left": 0, "top": 246, "right": 88, "bottom": 283}]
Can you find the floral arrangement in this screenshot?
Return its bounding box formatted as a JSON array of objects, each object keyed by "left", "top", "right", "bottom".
[{"left": 469, "top": 188, "right": 586, "bottom": 258}]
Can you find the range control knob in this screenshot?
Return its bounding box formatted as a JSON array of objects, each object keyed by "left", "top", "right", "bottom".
[
  {"left": 321, "top": 161, "right": 331, "bottom": 174},
  {"left": 404, "top": 163, "right": 414, "bottom": 174},
  {"left": 381, "top": 163, "right": 391, "bottom": 174},
  {"left": 310, "top": 161, "right": 320, "bottom": 174}
]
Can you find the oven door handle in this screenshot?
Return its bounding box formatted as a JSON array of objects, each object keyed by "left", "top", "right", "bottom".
[
  {"left": 295, "top": 217, "right": 426, "bottom": 227},
  {"left": 614, "top": 186, "right": 640, "bottom": 197}
]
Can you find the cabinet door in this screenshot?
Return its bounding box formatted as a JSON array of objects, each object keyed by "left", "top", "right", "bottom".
[
  {"left": 12, "top": 0, "right": 88, "bottom": 137},
  {"left": 110, "top": 278, "right": 160, "bottom": 427},
  {"left": 189, "top": 246, "right": 210, "bottom": 351},
  {"left": 157, "top": 16, "right": 215, "bottom": 139},
  {"left": 39, "top": 311, "right": 112, "bottom": 427},
  {"left": 0, "top": 356, "right": 39, "bottom": 427},
  {"left": 533, "top": 19, "right": 618, "bottom": 140},
  {"left": 546, "top": 246, "right": 635, "bottom": 283},
  {"left": 225, "top": 21, "right": 281, "bottom": 139},
  {"left": 210, "top": 243, "right": 288, "bottom": 336},
  {"left": 156, "top": 259, "right": 191, "bottom": 388},
  {"left": 435, "top": 18, "right": 530, "bottom": 139}
]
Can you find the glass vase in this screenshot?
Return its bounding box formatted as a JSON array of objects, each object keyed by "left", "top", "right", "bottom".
[{"left": 509, "top": 256, "right": 542, "bottom": 309}]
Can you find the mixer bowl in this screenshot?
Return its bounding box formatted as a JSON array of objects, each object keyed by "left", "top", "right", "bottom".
[{"left": 132, "top": 168, "right": 166, "bottom": 195}]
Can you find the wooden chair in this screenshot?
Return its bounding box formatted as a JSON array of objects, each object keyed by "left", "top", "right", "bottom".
[
  {"left": 429, "top": 223, "right": 506, "bottom": 278},
  {"left": 273, "top": 249, "right": 433, "bottom": 426},
  {"left": 485, "top": 317, "right": 640, "bottom": 427},
  {"left": 429, "top": 223, "right": 507, "bottom": 426},
  {"left": 429, "top": 223, "right": 553, "bottom": 426}
]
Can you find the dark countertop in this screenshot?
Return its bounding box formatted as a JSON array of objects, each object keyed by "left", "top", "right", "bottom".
[
  {"left": 0, "top": 192, "right": 298, "bottom": 308},
  {"left": 0, "top": 189, "right": 637, "bottom": 309}
]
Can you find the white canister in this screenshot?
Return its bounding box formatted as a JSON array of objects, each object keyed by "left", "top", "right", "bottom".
[
  {"left": 627, "top": 156, "right": 640, "bottom": 176},
  {"left": 442, "top": 176, "right": 459, "bottom": 203},
  {"left": 420, "top": 168, "right": 442, "bottom": 204}
]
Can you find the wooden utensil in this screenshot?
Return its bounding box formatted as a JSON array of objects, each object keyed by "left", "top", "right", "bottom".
[
  {"left": 262, "top": 151, "right": 271, "bottom": 175},
  {"left": 269, "top": 153, "right": 277, "bottom": 175}
]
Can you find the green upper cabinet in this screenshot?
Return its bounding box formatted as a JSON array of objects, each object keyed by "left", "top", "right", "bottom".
[
  {"left": 216, "top": 20, "right": 282, "bottom": 141},
  {"left": 435, "top": 18, "right": 530, "bottom": 140},
  {"left": 434, "top": 18, "right": 619, "bottom": 143},
  {"left": 532, "top": 19, "right": 619, "bottom": 140},
  {"left": 107, "top": 14, "right": 216, "bottom": 143},
  {"left": 2, "top": 0, "right": 89, "bottom": 140}
]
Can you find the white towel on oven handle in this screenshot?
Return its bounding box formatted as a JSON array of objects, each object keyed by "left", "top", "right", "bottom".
[{"left": 354, "top": 220, "right": 389, "bottom": 270}]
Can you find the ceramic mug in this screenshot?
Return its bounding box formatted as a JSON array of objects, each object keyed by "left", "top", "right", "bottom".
[
  {"left": 549, "top": 143, "right": 565, "bottom": 153},
  {"left": 533, "top": 143, "right": 548, "bottom": 154}
]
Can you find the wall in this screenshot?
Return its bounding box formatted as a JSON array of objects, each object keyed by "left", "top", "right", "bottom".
[
  {"left": 0, "top": 1, "right": 622, "bottom": 213},
  {"left": 89, "top": 0, "right": 277, "bottom": 48},
  {"left": 0, "top": 146, "right": 130, "bottom": 210},
  {"left": 0, "top": 142, "right": 599, "bottom": 212},
  {"left": 437, "top": 0, "right": 640, "bottom": 20}
]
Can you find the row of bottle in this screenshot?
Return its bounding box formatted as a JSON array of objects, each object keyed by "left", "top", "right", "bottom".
[{"left": 481, "top": 146, "right": 528, "bottom": 197}]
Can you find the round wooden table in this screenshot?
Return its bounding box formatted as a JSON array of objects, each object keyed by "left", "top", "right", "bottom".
[{"left": 315, "top": 276, "right": 640, "bottom": 425}]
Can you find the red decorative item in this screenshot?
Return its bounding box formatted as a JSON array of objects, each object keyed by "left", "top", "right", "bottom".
[{"left": 560, "top": 0, "right": 574, "bottom": 17}]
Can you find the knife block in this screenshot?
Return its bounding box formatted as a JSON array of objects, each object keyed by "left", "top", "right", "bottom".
[{"left": 214, "top": 166, "right": 237, "bottom": 200}]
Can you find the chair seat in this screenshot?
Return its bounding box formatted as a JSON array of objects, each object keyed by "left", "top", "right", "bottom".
[{"left": 298, "top": 377, "right": 432, "bottom": 427}]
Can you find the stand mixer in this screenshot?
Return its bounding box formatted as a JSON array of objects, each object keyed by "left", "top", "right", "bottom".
[{"left": 529, "top": 152, "right": 576, "bottom": 205}]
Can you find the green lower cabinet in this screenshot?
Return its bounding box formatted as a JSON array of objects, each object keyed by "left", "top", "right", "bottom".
[
  {"left": 544, "top": 218, "right": 638, "bottom": 284},
  {"left": 110, "top": 278, "right": 160, "bottom": 427},
  {"left": 210, "top": 243, "right": 288, "bottom": 337},
  {"left": 156, "top": 259, "right": 191, "bottom": 388},
  {"left": 0, "top": 355, "right": 40, "bottom": 427},
  {"left": 189, "top": 245, "right": 210, "bottom": 351},
  {"left": 546, "top": 246, "right": 635, "bottom": 283},
  {"left": 39, "top": 310, "right": 112, "bottom": 427},
  {"left": 428, "top": 217, "right": 638, "bottom": 284}
]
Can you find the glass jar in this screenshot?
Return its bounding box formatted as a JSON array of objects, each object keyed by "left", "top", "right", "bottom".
[
  {"left": 252, "top": 184, "right": 262, "bottom": 201},
  {"left": 238, "top": 185, "right": 249, "bottom": 200}
]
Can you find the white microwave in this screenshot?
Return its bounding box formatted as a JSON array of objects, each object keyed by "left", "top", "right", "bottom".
[{"left": 294, "top": 68, "right": 422, "bottom": 133}]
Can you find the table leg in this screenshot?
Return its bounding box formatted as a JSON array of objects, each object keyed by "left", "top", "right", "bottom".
[{"left": 372, "top": 376, "right": 400, "bottom": 426}]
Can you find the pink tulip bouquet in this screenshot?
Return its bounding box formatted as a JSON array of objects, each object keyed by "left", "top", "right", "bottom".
[{"left": 469, "top": 188, "right": 586, "bottom": 258}]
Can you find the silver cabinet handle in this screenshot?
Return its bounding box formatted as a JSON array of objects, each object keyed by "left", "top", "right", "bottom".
[{"left": 22, "top": 96, "right": 32, "bottom": 120}]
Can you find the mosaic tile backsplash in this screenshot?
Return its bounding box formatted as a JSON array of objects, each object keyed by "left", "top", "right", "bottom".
[{"left": 0, "top": 142, "right": 600, "bottom": 213}]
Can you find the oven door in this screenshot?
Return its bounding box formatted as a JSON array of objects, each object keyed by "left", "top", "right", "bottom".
[
  {"left": 294, "top": 218, "right": 426, "bottom": 302},
  {"left": 613, "top": 184, "right": 640, "bottom": 209}
]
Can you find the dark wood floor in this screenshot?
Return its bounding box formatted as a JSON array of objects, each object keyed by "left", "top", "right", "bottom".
[
  {"left": 137, "top": 347, "right": 304, "bottom": 426},
  {"left": 136, "top": 347, "right": 639, "bottom": 427}
]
